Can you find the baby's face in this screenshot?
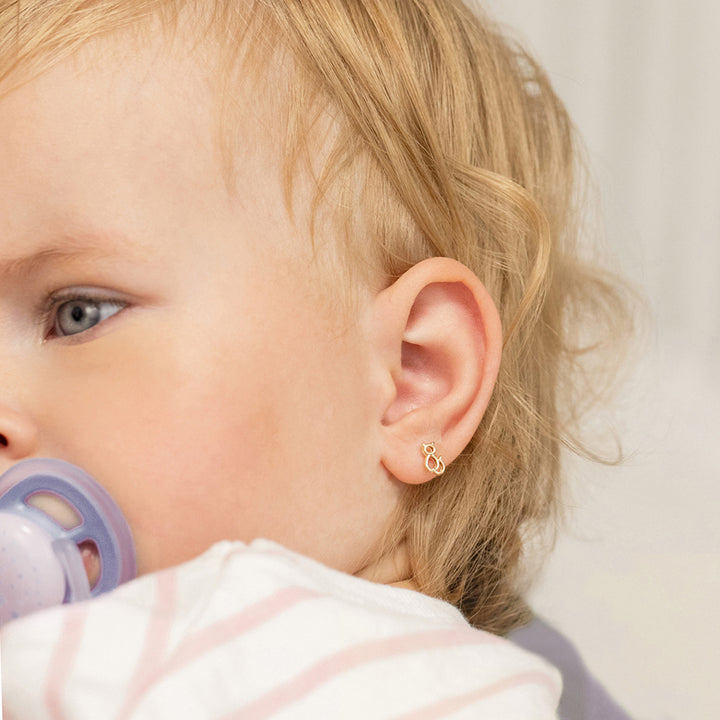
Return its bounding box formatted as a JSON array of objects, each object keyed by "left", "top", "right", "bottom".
[{"left": 0, "top": 38, "right": 394, "bottom": 575}]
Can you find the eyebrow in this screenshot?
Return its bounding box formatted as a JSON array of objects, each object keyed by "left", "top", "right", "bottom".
[{"left": 0, "top": 236, "right": 136, "bottom": 281}]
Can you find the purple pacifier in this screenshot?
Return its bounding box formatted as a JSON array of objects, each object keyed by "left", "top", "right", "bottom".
[{"left": 0, "top": 458, "right": 136, "bottom": 626}]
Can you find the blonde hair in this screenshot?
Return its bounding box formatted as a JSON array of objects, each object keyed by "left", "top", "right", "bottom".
[{"left": 1, "top": 0, "right": 631, "bottom": 634}]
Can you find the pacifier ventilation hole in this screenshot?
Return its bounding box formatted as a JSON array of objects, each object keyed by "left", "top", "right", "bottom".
[
  {"left": 78, "top": 539, "right": 101, "bottom": 589},
  {"left": 27, "top": 492, "right": 82, "bottom": 530}
]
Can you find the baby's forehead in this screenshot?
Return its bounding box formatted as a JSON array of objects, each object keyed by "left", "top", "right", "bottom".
[
  {"left": 1, "top": 42, "right": 214, "bottom": 184},
  {"left": 0, "top": 28, "right": 305, "bottom": 265},
  {"left": 1, "top": 3, "right": 280, "bottom": 139}
]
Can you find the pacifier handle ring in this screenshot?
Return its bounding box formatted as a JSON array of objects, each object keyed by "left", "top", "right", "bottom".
[
  {"left": 0, "top": 478, "right": 117, "bottom": 594},
  {"left": 0, "top": 460, "right": 136, "bottom": 595}
]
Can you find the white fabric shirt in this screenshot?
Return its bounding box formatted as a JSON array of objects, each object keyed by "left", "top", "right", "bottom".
[{"left": 1, "top": 540, "right": 560, "bottom": 719}]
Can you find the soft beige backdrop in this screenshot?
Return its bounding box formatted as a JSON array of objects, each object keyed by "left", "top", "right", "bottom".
[{"left": 478, "top": 1, "right": 720, "bottom": 719}]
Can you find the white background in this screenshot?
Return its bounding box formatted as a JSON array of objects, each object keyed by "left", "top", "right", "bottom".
[{"left": 479, "top": 2, "right": 720, "bottom": 718}]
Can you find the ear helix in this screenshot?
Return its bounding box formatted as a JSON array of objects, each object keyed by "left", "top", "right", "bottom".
[{"left": 421, "top": 442, "right": 445, "bottom": 476}]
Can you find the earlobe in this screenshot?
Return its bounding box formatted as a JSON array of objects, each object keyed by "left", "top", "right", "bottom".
[{"left": 373, "top": 258, "right": 502, "bottom": 485}]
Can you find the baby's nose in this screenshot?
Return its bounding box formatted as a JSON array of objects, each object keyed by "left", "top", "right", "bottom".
[{"left": 0, "top": 403, "right": 39, "bottom": 462}]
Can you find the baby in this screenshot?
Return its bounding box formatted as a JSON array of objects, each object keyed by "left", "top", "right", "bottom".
[{"left": 0, "top": 1, "right": 627, "bottom": 717}]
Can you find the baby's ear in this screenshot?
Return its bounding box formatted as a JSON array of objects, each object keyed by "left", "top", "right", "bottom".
[{"left": 371, "top": 258, "right": 502, "bottom": 485}]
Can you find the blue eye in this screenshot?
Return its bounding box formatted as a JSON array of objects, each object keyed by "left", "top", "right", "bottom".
[{"left": 52, "top": 298, "right": 125, "bottom": 337}]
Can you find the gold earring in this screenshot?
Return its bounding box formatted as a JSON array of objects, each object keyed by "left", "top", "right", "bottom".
[{"left": 421, "top": 442, "right": 445, "bottom": 476}]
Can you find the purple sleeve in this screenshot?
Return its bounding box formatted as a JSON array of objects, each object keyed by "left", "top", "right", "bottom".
[{"left": 509, "top": 616, "right": 634, "bottom": 720}]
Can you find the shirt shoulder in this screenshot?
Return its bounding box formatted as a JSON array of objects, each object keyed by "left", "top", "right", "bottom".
[{"left": 1, "top": 540, "right": 561, "bottom": 719}]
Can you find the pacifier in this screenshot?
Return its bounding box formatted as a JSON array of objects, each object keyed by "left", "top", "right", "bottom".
[{"left": 0, "top": 458, "right": 136, "bottom": 626}]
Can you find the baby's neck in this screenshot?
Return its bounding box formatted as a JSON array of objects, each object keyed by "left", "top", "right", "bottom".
[{"left": 354, "top": 542, "right": 418, "bottom": 591}]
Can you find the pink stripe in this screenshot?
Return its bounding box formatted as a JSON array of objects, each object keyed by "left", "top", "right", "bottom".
[
  {"left": 391, "top": 670, "right": 559, "bottom": 719},
  {"left": 44, "top": 605, "right": 89, "bottom": 720},
  {"left": 223, "top": 626, "right": 500, "bottom": 720},
  {"left": 115, "top": 569, "right": 178, "bottom": 720},
  {"left": 119, "top": 585, "right": 321, "bottom": 716},
  {"left": 161, "top": 585, "right": 322, "bottom": 675}
]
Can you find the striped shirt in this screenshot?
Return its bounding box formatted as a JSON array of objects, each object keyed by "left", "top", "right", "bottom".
[{"left": 1, "top": 540, "right": 560, "bottom": 719}]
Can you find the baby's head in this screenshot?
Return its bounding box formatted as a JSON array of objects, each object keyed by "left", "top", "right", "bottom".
[{"left": 0, "top": 1, "right": 626, "bottom": 633}]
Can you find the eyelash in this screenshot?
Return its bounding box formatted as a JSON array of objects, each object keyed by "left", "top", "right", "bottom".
[{"left": 39, "top": 289, "right": 129, "bottom": 342}]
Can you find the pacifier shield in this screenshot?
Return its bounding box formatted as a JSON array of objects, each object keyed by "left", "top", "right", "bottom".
[{"left": 0, "top": 459, "right": 136, "bottom": 626}]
